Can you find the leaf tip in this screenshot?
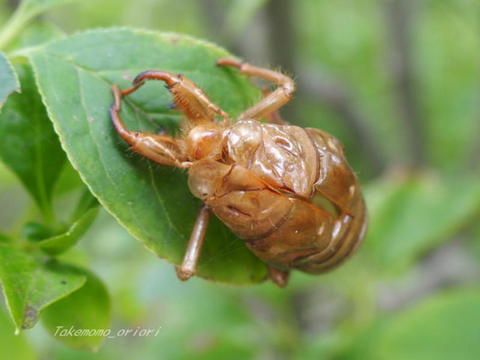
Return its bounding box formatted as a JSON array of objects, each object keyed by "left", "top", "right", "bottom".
[{"left": 21, "top": 305, "right": 39, "bottom": 330}]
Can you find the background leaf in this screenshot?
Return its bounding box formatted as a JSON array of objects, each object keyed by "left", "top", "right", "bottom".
[
  {"left": 0, "top": 64, "right": 66, "bottom": 220},
  {"left": 29, "top": 28, "right": 267, "bottom": 284},
  {"left": 42, "top": 269, "right": 111, "bottom": 352},
  {"left": 373, "top": 288, "right": 480, "bottom": 360},
  {"left": 0, "top": 244, "right": 86, "bottom": 330},
  {"left": 362, "top": 172, "right": 480, "bottom": 273},
  {"left": 0, "top": 52, "right": 19, "bottom": 108}
]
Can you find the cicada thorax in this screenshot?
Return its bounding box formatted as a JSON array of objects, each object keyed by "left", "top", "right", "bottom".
[{"left": 187, "top": 119, "right": 367, "bottom": 274}]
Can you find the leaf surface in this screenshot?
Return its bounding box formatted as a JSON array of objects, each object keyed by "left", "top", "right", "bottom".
[
  {"left": 42, "top": 269, "right": 111, "bottom": 352},
  {"left": 374, "top": 289, "right": 480, "bottom": 360},
  {"left": 29, "top": 28, "right": 267, "bottom": 284},
  {"left": 0, "top": 244, "right": 86, "bottom": 330},
  {"left": 362, "top": 173, "right": 480, "bottom": 272},
  {"left": 0, "top": 52, "right": 19, "bottom": 108},
  {"left": 0, "top": 64, "right": 66, "bottom": 218}
]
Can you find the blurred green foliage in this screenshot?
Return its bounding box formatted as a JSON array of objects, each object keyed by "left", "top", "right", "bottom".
[{"left": 0, "top": 0, "right": 479, "bottom": 359}]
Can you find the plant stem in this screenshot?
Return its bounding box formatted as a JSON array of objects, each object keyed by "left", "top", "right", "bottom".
[
  {"left": 299, "top": 67, "right": 387, "bottom": 177},
  {"left": 0, "top": 4, "right": 30, "bottom": 50},
  {"left": 41, "top": 201, "right": 56, "bottom": 227}
]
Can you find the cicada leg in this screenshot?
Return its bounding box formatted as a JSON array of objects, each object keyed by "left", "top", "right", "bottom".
[
  {"left": 122, "top": 70, "right": 228, "bottom": 124},
  {"left": 217, "top": 58, "right": 295, "bottom": 121},
  {"left": 262, "top": 89, "right": 288, "bottom": 125},
  {"left": 176, "top": 205, "right": 211, "bottom": 281},
  {"left": 110, "top": 85, "right": 190, "bottom": 168},
  {"left": 268, "top": 265, "right": 290, "bottom": 287}
]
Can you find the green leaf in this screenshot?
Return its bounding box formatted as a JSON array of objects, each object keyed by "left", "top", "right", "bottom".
[
  {"left": 53, "top": 160, "right": 85, "bottom": 196},
  {"left": 0, "top": 52, "right": 19, "bottom": 108},
  {"left": 38, "top": 206, "right": 99, "bottom": 255},
  {"left": 22, "top": 190, "right": 99, "bottom": 254},
  {"left": 42, "top": 269, "right": 111, "bottom": 352},
  {"left": 0, "top": 244, "right": 86, "bottom": 331},
  {"left": 0, "top": 64, "right": 66, "bottom": 220},
  {"left": 373, "top": 288, "right": 480, "bottom": 360},
  {"left": 22, "top": 189, "right": 98, "bottom": 253},
  {"left": 362, "top": 173, "right": 480, "bottom": 273},
  {"left": 29, "top": 28, "right": 267, "bottom": 284},
  {"left": 0, "top": 307, "right": 36, "bottom": 360}
]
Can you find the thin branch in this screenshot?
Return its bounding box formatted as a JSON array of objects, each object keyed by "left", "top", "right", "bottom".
[
  {"left": 263, "top": 0, "right": 297, "bottom": 120},
  {"left": 298, "top": 66, "right": 387, "bottom": 175},
  {"left": 198, "top": 0, "right": 226, "bottom": 44},
  {"left": 6, "top": 0, "right": 20, "bottom": 10},
  {"left": 384, "top": 0, "right": 425, "bottom": 168},
  {"left": 231, "top": 10, "right": 272, "bottom": 66}
]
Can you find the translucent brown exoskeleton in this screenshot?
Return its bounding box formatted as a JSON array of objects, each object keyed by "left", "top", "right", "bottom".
[{"left": 110, "top": 58, "right": 367, "bottom": 287}]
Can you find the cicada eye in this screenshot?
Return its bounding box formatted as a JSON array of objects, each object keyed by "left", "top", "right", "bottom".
[{"left": 187, "top": 159, "right": 231, "bottom": 201}]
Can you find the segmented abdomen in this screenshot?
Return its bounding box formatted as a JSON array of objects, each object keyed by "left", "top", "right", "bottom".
[
  {"left": 188, "top": 120, "right": 367, "bottom": 273},
  {"left": 208, "top": 183, "right": 366, "bottom": 273},
  {"left": 193, "top": 161, "right": 366, "bottom": 274}
]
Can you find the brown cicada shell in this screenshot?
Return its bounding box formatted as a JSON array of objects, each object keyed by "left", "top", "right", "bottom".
[{"left": 110, "top": 59, "right": 367, "bottom": 287}]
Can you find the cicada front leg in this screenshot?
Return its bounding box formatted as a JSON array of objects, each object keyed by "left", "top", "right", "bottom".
[
  {"left": 110, "top": 85, "right": 190, "bottom": 168},
  {"left": 123, "top": 70, "right": 229, "bottom": 124}
]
